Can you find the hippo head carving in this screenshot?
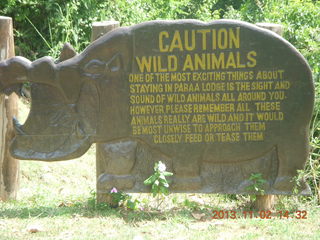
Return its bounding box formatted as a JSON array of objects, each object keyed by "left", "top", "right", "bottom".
[{"left": 0, "top": 27, "right": 132, "bottom": 160}]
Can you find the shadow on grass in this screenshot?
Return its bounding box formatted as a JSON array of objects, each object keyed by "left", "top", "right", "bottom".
[
  {"left": 0, "top": 200, "right": 193, "bottom": 223},
  {"left": 1, "top": 194, "right": 262, "bottom": 222}
]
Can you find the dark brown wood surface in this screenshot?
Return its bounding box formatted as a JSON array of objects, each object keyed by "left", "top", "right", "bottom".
[
  {"left": 254, "top": 23, "right": 283, "bottom": 211},
  {"left": 91, "top": 21, "right": 120, "bottom": 203}
]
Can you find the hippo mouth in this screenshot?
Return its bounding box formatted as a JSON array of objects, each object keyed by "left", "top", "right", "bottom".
[{"left": 11, "top": 83, "right": 92, "bottom": 161}]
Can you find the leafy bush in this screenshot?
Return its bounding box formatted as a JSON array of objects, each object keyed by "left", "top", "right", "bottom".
[
  {"left": 144, "top": 161, "right": 173, "bottom": 197},
  {"left": 144, "top": 161, "right": 173, "bottom": 209},
  {"left": 0, "top": 0, "right": 218, "bottom": 59},
  {"left": 2, "top": 0, "right": 319, "bottom": 75},
  {"left": 223, "top": 0, "right": 320, "bottom": 81}
]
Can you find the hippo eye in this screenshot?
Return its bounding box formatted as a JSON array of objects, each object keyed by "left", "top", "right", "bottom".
[
  {"left": 105, "top": 53, "right": 122, "bottom": 72},
  {"left": 83, "top": 59, "right": 106, "bottom": 77}
]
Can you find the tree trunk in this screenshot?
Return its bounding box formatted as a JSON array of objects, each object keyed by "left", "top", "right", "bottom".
[{"left": 0, "top": 16, "right": 19, "bottom": 201}]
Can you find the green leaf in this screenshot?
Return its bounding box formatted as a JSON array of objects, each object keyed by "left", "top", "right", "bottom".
[
  {"left": 163, "top": 171, "right": 173, "bottom": 176},
  {"left": 160, "top": 186, "right": 169, "bottom": 195},
  {"left": 159, "top": 175, "right": 166, "bottom": 180},
  {"left": 126, "top": 200, "right": 137, "bottom": 210},
  {"left": 144, "top": 175, "right": 157, "bottom": 185}
]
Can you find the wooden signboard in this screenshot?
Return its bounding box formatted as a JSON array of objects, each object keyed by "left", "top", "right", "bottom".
[{"left": 0, "top": 20, "right": 314, "bottom": 195}]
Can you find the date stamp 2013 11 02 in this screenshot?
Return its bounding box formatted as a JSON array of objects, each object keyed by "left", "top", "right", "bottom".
[{"left": 212, "top": 210, "right": 308, "bottom": 220}]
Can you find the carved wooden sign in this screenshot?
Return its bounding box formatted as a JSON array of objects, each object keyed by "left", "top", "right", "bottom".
[{"left": 0, "top": 20, "right": 314, "bottom": 194}]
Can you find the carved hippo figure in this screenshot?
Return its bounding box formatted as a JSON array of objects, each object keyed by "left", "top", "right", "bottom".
[{"left": 0, "top": 20, "right": 314, "bottom": 194}]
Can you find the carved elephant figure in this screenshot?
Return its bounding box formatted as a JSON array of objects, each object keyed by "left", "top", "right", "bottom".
[{"left": 0, "top": 20, "right": 314, "bottom": 194}]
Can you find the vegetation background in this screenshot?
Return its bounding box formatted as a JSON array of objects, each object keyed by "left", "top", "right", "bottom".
[
  {"left": 0, "top": 0, "right": 319, "bottom": 239},
  {"left": 1, "top": 0, "right": 318, "bottom": 202}
]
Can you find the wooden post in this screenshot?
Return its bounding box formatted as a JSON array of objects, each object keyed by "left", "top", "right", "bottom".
[
  {"left": 90, "top": 21, "right": 120, "bottom": 42},
  {"left": 254, "top": 195, "right": 275, "bottom": 211},
  {"left": 0, "top": 16, "right": 19, "bottom": 201},
  {"left": 256, "top": 23, "right": 284, "bottom": 36},
  {"left": 253, "top": 23, "right": 284, "bottom": 211},
  {"left": 90, "top": 21, "right": 120, "bottom": 203}
]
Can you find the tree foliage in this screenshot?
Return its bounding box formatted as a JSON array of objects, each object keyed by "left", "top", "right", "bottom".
[{"left": 1, "top": 0, "right": 319, "bottom": 77}]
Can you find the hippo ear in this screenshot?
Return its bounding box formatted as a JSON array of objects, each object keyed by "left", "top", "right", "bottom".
[
  {"left": 58, "top": 43, "right": 78, "bottom": 62},
  {"left": 105, "top": 53, "right": 122, "bottom": 72}
]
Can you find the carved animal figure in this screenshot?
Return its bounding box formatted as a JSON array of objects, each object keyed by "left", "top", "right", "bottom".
[{"left": 0, "top": 20, "right": 314, "bottom": 194}]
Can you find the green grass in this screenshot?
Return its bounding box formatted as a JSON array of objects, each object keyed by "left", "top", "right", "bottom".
[
  {"left": 0, "top": 100, "right": 319, "bottom": 240},
  {"left": 1, "top": 195, "right": 319, "bottom": 240}
]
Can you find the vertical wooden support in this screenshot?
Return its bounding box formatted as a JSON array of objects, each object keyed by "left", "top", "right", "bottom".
[
  {"left": 256, "top": 23, "right": 284, "bottom": 36},
  {"left": 90, "top": 21, "right": 120, "bottom": 203},
  {"left": 0, "top": 16, "right": 19, "bottom": 201},
  {"left": 254, "top": 195, "right": 275, "bottom": 211},
  {"left": 253, "top": 23, "right": 284, "bottom": 211},
  {"left": 90, "top": 21, "right": 120, "bottom": 42}
]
